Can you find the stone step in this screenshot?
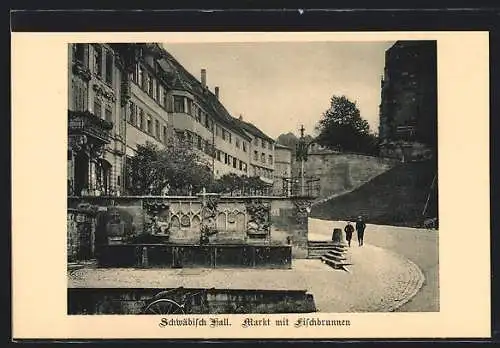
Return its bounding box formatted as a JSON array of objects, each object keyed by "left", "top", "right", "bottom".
[
  {"left": 307, "top": 250, "right": 347, "bottom": 260},
  {"left": 321, "top": 256, "right": 352, "bottom": 269},
  {"left": 322, "top": 253, "right": 347, "bottom": 262},
  {"left": 308, "top": 240, "right": 347, "bottom": 245},
  {"left": 308, "top": 245, "right": 346, "bottom": 252},
  {"left": 325, "top": 250, "right": 346, "bottom": 259}
]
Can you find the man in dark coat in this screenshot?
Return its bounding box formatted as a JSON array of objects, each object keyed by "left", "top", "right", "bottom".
[
  {"left": 344, "top": 221, "right": 354, "bottom": 247},
  {"left": 355, "top": 216, "right": 366, "bottom": 246}
]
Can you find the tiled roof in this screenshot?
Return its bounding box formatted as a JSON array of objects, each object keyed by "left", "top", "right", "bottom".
[
  {"left": 234, "top": 118, "right": 275, "bottom": 143},
  {"left": 158, "top": 45, "right": 273, "bottom": 143},
  {"left": 275, "top": 143, "right": 292, "bottom": 150}
]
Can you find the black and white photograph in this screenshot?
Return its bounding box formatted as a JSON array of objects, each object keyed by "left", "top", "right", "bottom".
[{"left": 66, "top": 40, "right": 439, "bottom": 316}]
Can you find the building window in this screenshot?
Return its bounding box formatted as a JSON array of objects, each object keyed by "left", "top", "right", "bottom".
[
  {"left": 129, "top": 102, "right": 136, "bottom": 124},
  {"left": 233, "top": 157, "right": 237, "bottom": 168},
  {"left": 224, "top": 153, "right": 229, "bottom": 165},
  {"left": 105, "top": 106, "right": 113, "bottom": 123},
  {"left": 228, "top": 133, "right": 232, "bottom": 144},
  {"left": 147, "top": 75, "right": 153, "bottom": 95},
  {"left": 204, "top": 115, "right": 210, "bottom": 129},
  {"left": 187, "top": 99, "right": 193, "bottom": 116},
  {"left": 239, "top": 161, "right": 243, "bottom": 171},
  {"left": 105, "top": 50, "right": 113, "bottom": 85},
  {"left": 147, "top": 115, "right": 152, "bottom": 134},
  {"left": 261, "top": 139, "right": 266, "bottom": 148},
  {"left": 138, "top": 109, "right": 144, "bottom": 129},
  {"left": 268, "top": 155, "right": 273, "bottom": 165},
  {"left": 242, "top": 142, "right": 247, "bottom": 152},
  {"left": 73, "top": 44, "right": 86, "bottom": 65},
  {"left": 217, "top": 151, "right": 221, "bottom": 161},
  {"left": 132, "top": 64, "right": 138, "bottom": 83},
  {"left": 94, "top": 98, "right": 102, "bottom": 118},
  {"left": 155, "top": 120, "right": 160, "bottom": 138},
  {"left": 197, "top": 135, "right": 202, "bottom": 150},
  {"left": 174, "top": 96, "right": 185, "bottom": 113},
  {"left": 163, "top": 126, "right": 168, "bottom": 143},
  {"left": 72, "top": 79, "right": 87, "bottom": 112},
  {"left": 254, "top": 151, "right": 258, "bottom": 161},
  {"left": 235, "top": 139, "right": 240, "bottom": 149},
  {"left": 261, "top": 153, "right": 265, "bottom": 163},
  {"left": 159, "top": 86, "right": 165, "bottom": 106},
  {"left": 222, "top": 129, "right": 226, "bottom": 141},
  {"left": 93, "top": 45, "right": 103, "bottom": 77},
  {"left": 138, "top": 65, "right": 144, "bottom": 88},
  {"left": 164, "top": 92, "right": 170, "bottom": 110},
  {"left": 216, "top": 125, "right": 222, "bottom": 137},
  {"left": 152, "top": 79, "right": 158, "bottom": 101}
]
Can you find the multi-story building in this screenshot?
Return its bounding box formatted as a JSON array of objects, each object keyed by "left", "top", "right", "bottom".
[
  {"left": 378, "top": 40, "right": 437, "bottom": 160},
  {"left": 273, "top": 143, "right": 292, "bottom": 195},
  {"left": 68, "top": 43, "right": 127, "bottom": 196},
  {"left": 235, "top": 116, "right": 275, "bottom": 184},
  {"left": 156, "top": 48, "right": 254, "bottom": 179},
  {"left": 124, "top": 44, "right": 174, "bottom": 156},
  {"left": 68, "top": 43, "right": 276, "bottom": 196}
]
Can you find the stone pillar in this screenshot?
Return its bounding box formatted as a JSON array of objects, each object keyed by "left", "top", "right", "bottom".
[
  {"left": 331, "top": 228, "right": 343, "bottom": 244},
  {"left": 141, "top": 246, "right": 149, "bottom": 267}
]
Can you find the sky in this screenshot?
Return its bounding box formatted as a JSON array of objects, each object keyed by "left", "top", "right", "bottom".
[{"left": 163, "top": 41, "right": 395, "bottom": 139}]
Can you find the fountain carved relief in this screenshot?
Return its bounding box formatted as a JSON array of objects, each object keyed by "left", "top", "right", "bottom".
[
  {"left": 200, "top": 194, "right": 220, "bottom": 244},
  {"left": 245, "top": 200, "right": 271, "bottom": 239},
  {"left": 293, "top": 200, "right": 312, "bottom": 225},
  {"left": 143, "top": 199, "right": 170, "bottom": 241}
]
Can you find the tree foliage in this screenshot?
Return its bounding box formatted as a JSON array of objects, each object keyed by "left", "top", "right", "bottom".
[
  {"left": 315, "top": 95, "right": 379, "bottom": 155},
  {"left": 126, "top": 141, "right": 272, "bottom": 196},
  {"left": 211, "top": 174, "right": 271, "bottom": 196},
  {"left": 126, "top": 140, "right": 213, "bottom": 195}
]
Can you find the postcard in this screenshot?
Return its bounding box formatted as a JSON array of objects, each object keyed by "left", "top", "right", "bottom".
[{"left": 11, "top": 31, "right": 490, "bottom": 339}]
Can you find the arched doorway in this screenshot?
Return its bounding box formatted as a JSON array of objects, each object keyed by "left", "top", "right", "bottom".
[{"left": 99, "top": 159, "right": 112, "bottom": 195}]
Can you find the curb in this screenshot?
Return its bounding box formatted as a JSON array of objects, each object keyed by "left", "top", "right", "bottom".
[{"left": 369, "top": 246, "right": 426, "bottom": 312}]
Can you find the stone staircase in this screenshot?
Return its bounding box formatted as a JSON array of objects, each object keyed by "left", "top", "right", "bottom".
[{"left": 307, "top": 241, "right": 351, "bottom": 271}]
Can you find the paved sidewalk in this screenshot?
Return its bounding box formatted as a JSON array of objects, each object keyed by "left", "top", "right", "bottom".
[{"left": 69, "top": 244, "right": 424, "bottom": 313}]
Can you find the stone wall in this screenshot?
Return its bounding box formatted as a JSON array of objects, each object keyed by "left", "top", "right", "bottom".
[
  {"left": 68, "top": 195, "right": 313, "bottom": 262},
  {"left": 68, "top": 288, "right": 316, "bottom": 315},
  {"left": 294, "top": 151, "right": 396, "bottom": 199},
  {"left": 270, "top": 198, "right": 310, "bottom": 258}
]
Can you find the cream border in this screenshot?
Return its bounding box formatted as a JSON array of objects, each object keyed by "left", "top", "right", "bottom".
[{"left": 11, "top": 32, "right": 490, "bottom": 339}]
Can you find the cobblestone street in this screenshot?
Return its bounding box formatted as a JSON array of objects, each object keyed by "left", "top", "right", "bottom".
[
  {"left": 309, "top": 218, "right": 439, "bottom": 312},
  {"left": 69, "top": 229, "right": 426, "bottom": 312}
]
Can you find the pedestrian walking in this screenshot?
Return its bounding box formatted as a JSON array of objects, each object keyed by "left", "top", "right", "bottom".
[
  {"left": 344, "top": 221, "right": 354, "bottom": 247},
  {"left": 355, "top": 216, "right": 366, "bottom": 246}
]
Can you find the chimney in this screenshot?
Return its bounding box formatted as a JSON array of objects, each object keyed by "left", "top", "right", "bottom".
[
  {"left": 201, "top": 69, "right": 206, "bottom": 87},
  {"left": 215, "top": 86, "right": 219, "bottom": 99},
  {"left": 239, "top": 114, "right": 243, "bottom": 121}
]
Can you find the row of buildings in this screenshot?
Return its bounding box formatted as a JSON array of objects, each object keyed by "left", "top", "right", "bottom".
[{"left": 68, "top": 43, "right": 292, "bottom": 197}]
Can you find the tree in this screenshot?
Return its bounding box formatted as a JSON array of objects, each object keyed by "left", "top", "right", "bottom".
[
  {"left": 126, "top": 139, "right": 213, "bottom": 195},
  {"left": 315, "top": 95, "right": 378, "bottom": 155}
]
